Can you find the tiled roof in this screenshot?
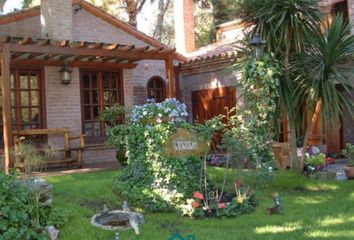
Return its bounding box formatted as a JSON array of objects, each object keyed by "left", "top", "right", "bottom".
[{"left": 184, "top": 39, "right": 238, "bottom": 64}]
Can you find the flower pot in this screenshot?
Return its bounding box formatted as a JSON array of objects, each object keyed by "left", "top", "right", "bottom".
[{"left": 344, "top": 165, "right": 354, "bottom": 179}]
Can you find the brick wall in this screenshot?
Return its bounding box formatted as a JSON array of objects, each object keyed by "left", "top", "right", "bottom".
[
  {"left": 41, "top": 0, "right": 73, "bottom": 39},
  {"left": 44, "top": 66, "right": 82, "bottom": 147},
  {"left": 0, "top": 16, "right": 41, "bottom": 38},
  {"left": 174, "top": 0, "right": 196, "bottom": 54},
  {"left": 133, "top": 86, "right": 147, "bottom": 105}
]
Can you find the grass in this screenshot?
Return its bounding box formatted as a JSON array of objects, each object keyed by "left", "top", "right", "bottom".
[{"left": 46, "top": 168, "right": 354, "bottom": 240}]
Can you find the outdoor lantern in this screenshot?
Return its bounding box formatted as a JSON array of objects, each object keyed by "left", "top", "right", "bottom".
[
  {"left": 59, "top": 63, "right": 73, "bottom": 85},
  {"left": 250, "top": 33, "right": 266, "bottom": 60}
]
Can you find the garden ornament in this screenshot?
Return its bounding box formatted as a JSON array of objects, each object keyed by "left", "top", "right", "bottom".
[
  {"left": 267, "top": 193, "right": 284, "bottom": 215},
  {"left": 44, "top": 226, "right": 59, "bottom": 240},
  {"left": 91, "top": 202, "right": 144, "bottom": 235},
  {"left": 121, "top": 201, "right": 144, "bottom": 235},
  {"left": 115, "top": 232, "right": 120, "bottom": 240}
]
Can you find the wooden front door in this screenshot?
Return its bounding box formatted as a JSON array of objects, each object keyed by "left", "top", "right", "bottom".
[{"left": 192, "top": 87, "right": 236, "bottom": 123}]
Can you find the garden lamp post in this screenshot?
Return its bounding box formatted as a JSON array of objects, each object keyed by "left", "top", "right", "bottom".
[{"left": 250, "top": 33, "right": 266, "bottom": 60}]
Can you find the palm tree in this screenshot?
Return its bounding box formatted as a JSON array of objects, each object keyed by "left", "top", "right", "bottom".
[
  {"left": 293, "top": 15, "right": 354, "bottom": 168},
  {"left": 236, "top": 0, "right": 323, "bottom": 170}
]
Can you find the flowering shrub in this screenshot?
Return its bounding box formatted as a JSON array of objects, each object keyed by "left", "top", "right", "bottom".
[
  {"left": 183, "top": 181, "right": 257, "bottom": 219},
  {"left": 131, "top": 98, "right": 188, "bottom": 124},
  {"left": 108, "top": 99, "right": 200, "bottom": 212}
]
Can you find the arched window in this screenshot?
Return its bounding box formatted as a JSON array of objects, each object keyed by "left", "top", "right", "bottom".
[{"left": 147, "top": 76, "right": 166, "bottom": 102}]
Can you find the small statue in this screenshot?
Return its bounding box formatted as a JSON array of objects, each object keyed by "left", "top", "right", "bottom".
[
  {"left": 122, "top": 201, "right": 130, "bottom": 212},
  {"left": 102, "top": 204, "right": 110, "bottom": 214},
  {"left": 122, "top": 201, "right": 144, "bottom": 235},
  {"left": 115, "top": 232, "right": 120, "bottom": 240},
  {"left": 267, "top": 193, "right": 284, "bottom": 215},
  {"left": 129, "top": 213, "right": 140, "bottom": 235}
]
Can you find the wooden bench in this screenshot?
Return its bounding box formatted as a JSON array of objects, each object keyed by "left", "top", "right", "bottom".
[{"left": 13, "top": 128, "right": 85, "bottom": 168}]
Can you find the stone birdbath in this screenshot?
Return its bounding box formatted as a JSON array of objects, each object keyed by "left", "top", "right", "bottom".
[{"left": 91, "top": 201, "right": 144, "bottom": 238}]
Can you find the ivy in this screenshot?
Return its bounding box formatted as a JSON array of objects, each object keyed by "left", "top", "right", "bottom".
[
  {"left": 229, "top": 53, "right": 281, "bottom": 167},
  {"left": 107, "top": 99, "right": 200, "bottom": 212}
]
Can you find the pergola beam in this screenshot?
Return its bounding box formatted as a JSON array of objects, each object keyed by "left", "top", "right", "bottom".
[
  {"left": 1, "top": 43, "right": 13, "bottom": 174},
  {"left": 7, "top": 43, "right": 172, "bottom": 60},
  {"left": 11, "top": 58, "right": 137, "bottom": 69}
]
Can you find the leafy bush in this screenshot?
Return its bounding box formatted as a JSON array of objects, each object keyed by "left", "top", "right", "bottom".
[
  {"left": 306, "top": 153, "right": 326, "bottom": 167},
  {"left": 0, "top": 172, "right": 69, "bottom": 240},
  {"left": 99, "top": 104, "right": 128, "bottom": 166},
  {"left": 109, "top": 99, "right": 200, "bottom": 212},
  {"left": 341, "top": 143, "right": 354, "bottom": 165}
]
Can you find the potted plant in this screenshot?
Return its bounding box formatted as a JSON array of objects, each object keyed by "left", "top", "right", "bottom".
[{"left": 341, "top": 144, "right": 354, "bottom": 179}]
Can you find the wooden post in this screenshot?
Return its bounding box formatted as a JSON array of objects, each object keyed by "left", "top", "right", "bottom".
[
  {"left": 165, "top": 56, "right": 175, "bottom": 98},
  {"left": 1, "top": 43, "right": 13, "bottom": 174}
]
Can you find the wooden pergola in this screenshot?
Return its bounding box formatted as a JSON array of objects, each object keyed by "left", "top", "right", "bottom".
[{"left": 0, "top": 36, "right": 182, "bottom": 173}]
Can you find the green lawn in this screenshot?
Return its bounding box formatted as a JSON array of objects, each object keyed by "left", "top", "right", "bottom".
[{"left": 46, "top": 168, "right": 354, "bottom": 240}]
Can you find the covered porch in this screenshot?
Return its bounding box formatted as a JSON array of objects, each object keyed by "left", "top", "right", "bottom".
[{"left": 0, "top": 36, "right": 181, "bottom": 173}]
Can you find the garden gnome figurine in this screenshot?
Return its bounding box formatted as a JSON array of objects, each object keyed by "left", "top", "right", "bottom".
[
  {"left": 273, "top": 193, "right": 284, "bottom": 214},
  {"left": 267, "top": 193, "right": 284, "bottom": 215}
]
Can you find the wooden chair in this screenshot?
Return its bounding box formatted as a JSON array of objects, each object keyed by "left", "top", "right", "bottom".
[{"left": 13, "top": 128, "right": 86, "bottom": 168}]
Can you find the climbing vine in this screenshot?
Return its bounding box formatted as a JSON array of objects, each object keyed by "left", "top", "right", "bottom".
[{"left": 230, "top": 53, "right": 281, "bottom": 167}]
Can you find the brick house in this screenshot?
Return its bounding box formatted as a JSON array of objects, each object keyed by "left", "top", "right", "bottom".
[
  {"left": 178, "top": 0, "right": 354, "bottom": 154},
  {"left": 0, "top": 0, "right": 184, "bottom": 172}
]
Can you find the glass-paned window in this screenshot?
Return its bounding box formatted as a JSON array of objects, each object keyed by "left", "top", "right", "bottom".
[
  {"left": 81, "top": 71, "right": 123, "bottom": 137},
  {"left": 0, "top": 69, "right": 44, "bottom": 146}
]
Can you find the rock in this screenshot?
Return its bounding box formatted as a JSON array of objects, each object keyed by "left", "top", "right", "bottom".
[
  {"left": 16, "top": 178, "right": 53, "bottom": 206},
  {"left": 28, "top": 178, "right": 53, "bottom": 206},
  {"left": 45, "top": 226, "right": 59, "bottom": 240}
]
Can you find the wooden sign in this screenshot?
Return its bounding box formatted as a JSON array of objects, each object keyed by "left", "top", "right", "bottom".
[{"left": 164, "top": 128, "right": 209, "bottom": 157}]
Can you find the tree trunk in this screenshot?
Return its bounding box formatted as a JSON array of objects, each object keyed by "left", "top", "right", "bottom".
[
  {"left": 288, "top": 118, "right": 299, "bottom": 170},
  {"left": 0, "top": 0, "right": 6, "bottom": 13},
  {"left": 300, "top": 99, "right": 322, "bottom": 169},
  {"left": 284, "top": 29, "right": 300, "bottom": 170},
  {"left": 124, "top": 0, "right": 147, "bottom": 27},
  {"left": 153, "top": 0, "right": 171, "bottom": 41}
]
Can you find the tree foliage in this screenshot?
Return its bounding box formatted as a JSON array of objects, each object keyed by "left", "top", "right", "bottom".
[
  {"left": 293, "top": 15, "right": 354, "bottom": 165},
  {"left": 236, "top": 0, "right": 323, "bottom": 170}
]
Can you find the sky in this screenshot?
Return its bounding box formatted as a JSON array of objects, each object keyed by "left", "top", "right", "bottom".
[
  {"left": 4, "top": 0, "right": 22, "bottom": 13},
  {"left": 3, "top": 0, "right": 156, "bottom": 34}
]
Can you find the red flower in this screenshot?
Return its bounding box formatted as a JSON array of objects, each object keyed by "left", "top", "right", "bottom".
[
  {"left": 218, "top": 203, "right": 227, "bottom": 209},
  {"left": 235, "top": 179, "right": 243, "bottom": 189},
  {"left": 192, "top": 201, "right": 200, "bottom": 208},
  {"left": 193, "top": 191, "right": 204, "bottom": 200}
]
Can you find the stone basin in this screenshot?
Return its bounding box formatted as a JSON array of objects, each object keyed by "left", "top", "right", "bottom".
[
  {"left": 91, "top": 210, "right": 132, "bottom": 231},
  {"left": 91, "top": 202, "right": 144, "bottom": 235}
]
